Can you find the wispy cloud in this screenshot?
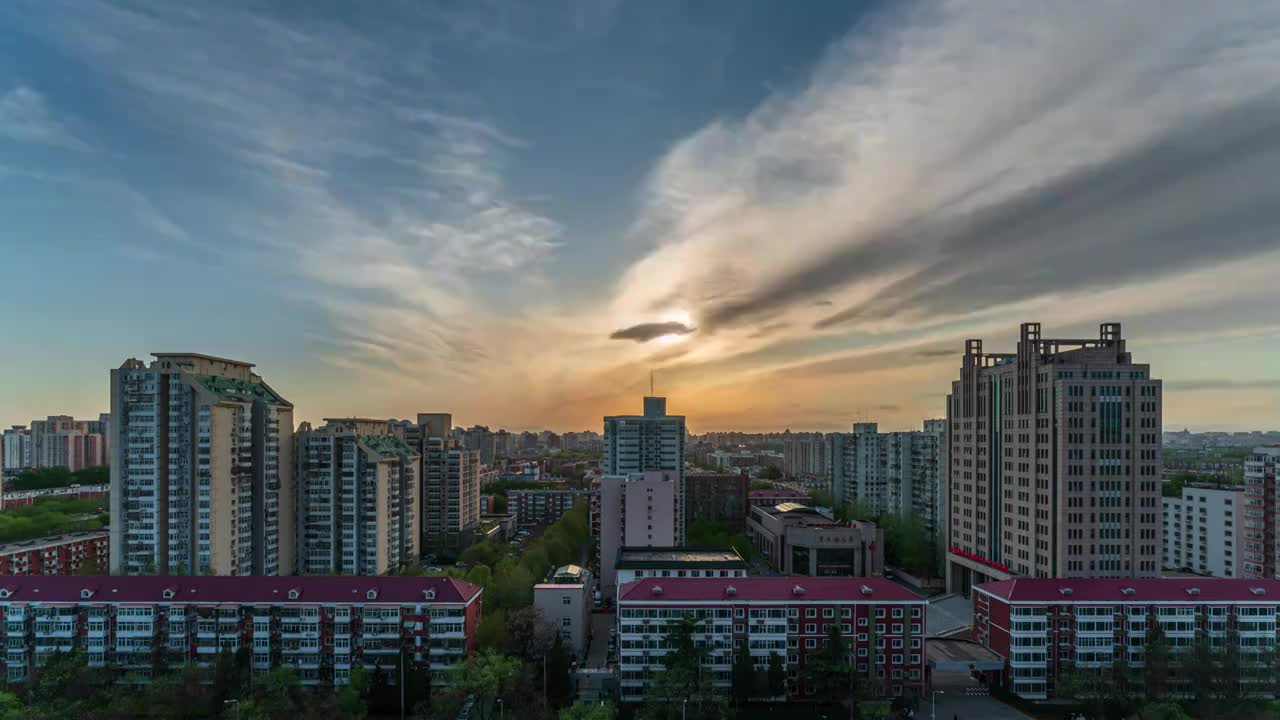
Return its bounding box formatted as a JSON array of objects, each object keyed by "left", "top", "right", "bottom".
[{"left": 0, "top": 85, "right": 86, "bottom": 149}]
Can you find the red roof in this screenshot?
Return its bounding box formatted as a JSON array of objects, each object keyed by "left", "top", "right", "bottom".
[
  {"left": 618, "top": 577, "right": 924, "bottom": 603},
  {"left": 0, "top": 576, "right": 481, "bottom": 605},
  {"left": 975, "top": 578, "right": 1280, "bottom": 603}
]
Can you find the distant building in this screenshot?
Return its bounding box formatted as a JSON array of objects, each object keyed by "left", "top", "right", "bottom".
[
  {"left": 0, "top": 484, "right": 107, "bottom": 510},
  {"left": 0, "top": 530, "right": 109, "bottom": 575},
  {"left": 946, "top": 323, "right": 1163, "bottom": 595},
  {"left": 24, "top": 415, "right": 109, "bottom": 472},
  {"left": 748, "top": 488, "right": 809, "bottom": 508},
  {"left": 617, "top": 577, "right": 927, "bottom": 701},
  {"left": 683, "top": 473, "right": 749, "bottom": 532},
  {"left": 110, "top": 354, "right": 294, "bottom": 576},
  {"left": 596, "top": 471, "right": 678, "bottom": 596},
  {"left": 0, "top": 576, "right": 482, "bottom": 686},
  {"left": 462, "top": 426, "right": 496, "bottom": 465},
  {"left": 1244, "top": 446, "right": 1280, "bottom": 578},
  {"left": 1162, "top": 483, "right": 1243, "bottom": 578},
  {"left": 1, "top": 426, "right": 31, "bottom": 474},
  {"left": 533, "top": 564, "right": 593, "bottom": 659},
  {"left": 295, "top": 419, "right": 420, "bottom": 576},
  {"left": 604, "top": 397, "right": 686, "bottom": 542},
  {"left": 508, "top": 489, "right": 590, "bottom": 529},
  {"left": 974, "top": 577, "right": 1280, "bottom": 701},
  {"left": 407, "top": 414, "right": 481, "bottom": 552},
  {"left": 827, "top": 420, "right": 945, "bottom": 535},
  {"left": 782, "top": 432, "right": 828, "bottom": 482},
  {"left": 747, "top": 503, "right": 884, "bottom": 577},
  {"left": 613, "top": 547, "right": 749, "bottom": 591}
]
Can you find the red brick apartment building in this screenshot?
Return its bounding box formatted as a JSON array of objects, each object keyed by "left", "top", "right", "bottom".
[
  {"left": 0, "top": 531, "right": 108, "bottom": 575},
  {"left": 618, "top": 577, "right": 927, "bottom": 702},
  {"left": 974, "top": 578, "right": 1280, "bottom": 701},
  {"left": 0, "top": 576, "right": 481, "bottom": 686}
]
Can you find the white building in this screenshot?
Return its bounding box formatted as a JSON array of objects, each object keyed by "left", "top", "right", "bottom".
[
  {"left": 597, "top": 471, "right": 677, "bottom": 596},
  {"left": 1161, "top": 484, "right": 1243, "bottom": 577},
  {"left": 828, "top": 420, "right": 946, "bottom": 534},
  {"left": 109, "top": 353, "right": 295, "bottom": 576},
  {"left": 533, "top": 564, "right": 593, "bottom": 659},
  {"left": 604, "top": 396, "right": 686, "bottom": 542},
  {"left": 2, "top": 427, "right": 31, "bottom": 474},
  {"left": 295, "top": 419, "right": 421, "bottom": 576}
]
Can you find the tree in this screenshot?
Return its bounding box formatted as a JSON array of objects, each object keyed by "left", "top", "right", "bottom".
[
  {"left": 336, "top": 665, "right": 370, "bottom": 720},
  {"left": 754, "top": 466, "right": 782, "bottom": 481},
  {"left": 732, "top": 641, "right": 755, "bottom": 705},
  {"left": 642, "top": 616, "right": 728, "bottom": 720},
  {"left": 478, "top": 608, "right": 510, "bottom": 651},
  {"left": 545, "top": 635, "right": 576, "bottom": 710},
  {"left": 805, "top": 624, "right": 860, "bottom": 713},
  {"left": 1145, "top": 624, "right": 1171, "bottom": 701},
  {"left": 462, "top": 541, "right": 505, "bottom": 568},
  {"left": 506, "top": 607, "right": 556, "bottom": 660},
  {"left": 454, "top": 651, "right": 521, "bottom": 720},
  {"left": 0, "top": 692, "right": 23, "bottom": 720},
  {"left": 560, "top": 701, "right": 615, "bottom": 720},
  {"left": 1128, "top": 702, "right": 1193, "bottom": 720},
  {"left": 767, "top": 652, "right": 787, "bottom": 698}
]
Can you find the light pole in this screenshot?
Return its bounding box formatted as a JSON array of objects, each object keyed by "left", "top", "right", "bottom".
[
  {"left": 223, "top": 699, "right": 240, "bottom": 720},
  {"left": 682, "top": 698, "right": 687, "bottom": 720},
  {"left": 498, "top": 697, "right": 504, "bottom": 720},
  {"left": 931, "top": 689, "right": 943, "bottom": 720}
]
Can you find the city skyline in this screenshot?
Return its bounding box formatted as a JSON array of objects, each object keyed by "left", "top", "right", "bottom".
[{"left": 4, "top": 1, "right": 1280, "bottom": 433}]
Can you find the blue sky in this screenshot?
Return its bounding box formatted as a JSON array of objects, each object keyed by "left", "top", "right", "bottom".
[{"left": 3, "top": 1, "right": 1280, "bottom": 432}]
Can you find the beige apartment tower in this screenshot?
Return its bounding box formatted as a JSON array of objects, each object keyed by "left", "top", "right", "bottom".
[
  {"left": 945, "top": 323, "right": 1163, "bottom": 595},
  {"left": 395, "top": 413, "right": 480, "bottom": 552},
  {"left": 110, "top": 354, "right": 295, "bottom": 576}
]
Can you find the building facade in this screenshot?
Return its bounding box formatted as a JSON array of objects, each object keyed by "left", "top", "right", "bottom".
[
  {"left": 110, "top": 354, "right": 295, "bottom": 576},
  {"left": 2, "top": 426, "right": 32, "bottom": 474},
  {"left": 617, "top": 577, "right": 927, "bottom": 701},
  {"left": 407, "top": 414, "right": 480, "bottom": 552},
  {"left": 782, "top": 433, "right": 828, "bottom": 482},
  {"left": 0, "top": 576, "right": 481, "bottom": 686},
  {"left": 0, "top": 531, "right": 109, "bottom": 575},
  {"left": 295, "top": 419, "right": 421, "bottom": 576},
  {"left": 747, "top": 503, "right": 884, "bottom": 577},
  {"left": 748, "top": 488, "right": 810, "bottom": 508},
  {"left": 29, "top": 415, "right": 110, "bottom": 472},
  {"left": 597, "top": 472, "right": 678, "bottom": 596},
  {"left": 0, "top": 484, "right": 107, "bottom": 510},
  {"left": 827, "top": 420, "right": 945, "bottom": 535},
  {"left": 533, "top": 564, "right": 593, "bottom": 660},
  {"left": 1162, "top": 484, "right": 1243, "bottom": 577},
  {"left": 508, "top": 489, "right": 590, "bottom": 529},
  {"left": 604, "top": 397, "right": 686, "bottom": 543},
  {"left": 684, "top": 473, "right": 749, "bottom": 532},
  {"left": 1243, "top": 447, "right": 1280, "bottom": 579},
  {"left": 973, "top": 577, "right": 1280, "bottom": 701},
  {"left": 946, "top": 323, "right": 1163, "bottom": 595},
  {"left": 614, "top": 547, "right": 749, "bottom": 591}
]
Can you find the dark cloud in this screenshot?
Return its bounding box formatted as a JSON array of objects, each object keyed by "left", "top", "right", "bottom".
[
  {"left": 913, "top": 348, "right": 956, "bottom": 358},
  {"left": 693, "top": 93, "right": 1280, "bottom": 332},
  {"left": 609, "top": 321, "right": 696, "bottom": 343},
  {"left": 1166, "top": 379, "right": 1280, "bottom": 392}
]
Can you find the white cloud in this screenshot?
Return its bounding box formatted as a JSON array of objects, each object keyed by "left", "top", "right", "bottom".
[{"left": 0, "top": 85, "right": 86, "bottom": 149}]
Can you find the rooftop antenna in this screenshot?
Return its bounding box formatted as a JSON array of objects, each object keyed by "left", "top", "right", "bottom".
[{"left": 650, "top": 369, "right": 655, "bottom": 396}]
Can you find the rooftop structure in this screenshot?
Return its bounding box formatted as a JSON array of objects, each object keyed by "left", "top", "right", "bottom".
[{"left": 615, "top": 547, "right": 749, "bottom": 570}]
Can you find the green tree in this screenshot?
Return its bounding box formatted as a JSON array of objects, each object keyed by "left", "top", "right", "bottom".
[
  {"left": 732, "top": 641, "right": 755, "bottom": 704},
  {"left": 754, "top": 466, "right": 782, "bottom": 481},
  {"left": 1128, "top": 702, "right": 1193, "bottom": 720},
  {"left": 335, "top": 665, "right": 370, "bottom": 720},
  {"left": 454, "top": 651, "right": 521, "bottom": 720},
  {"left": 462, "top": 541, "right": 505, "bottom": 568},
  {"left": 0, "top": 692, "right": 23, "bottom": 720},
  {"left": 643, "top": 615, "right": 728, "bottom": 720},
  {"left": 766, "top": 652, "right": 786, "bottom": 698},
  {"left": 560, "top": 701, "right": 615, "bottom": 720},
  {"left": 1145, "top": 624, "right": 1171, "bottom": 701},
  {"left": 805, "top": 624, "right": 860, "bottom": 714},
  {"left": 478, "top": 608, "right": 510, "bottom": 651}
]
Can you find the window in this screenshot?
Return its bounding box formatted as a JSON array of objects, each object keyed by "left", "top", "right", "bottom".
[
  {"left": 823, "top": 608, "right": 835, "bottom": 618},
  {"left": 858, "top": 618, "right": 868, "bottom": 627},
  {"left": 876, "top": 608, "right": 885, "bottom": 618},
  {"left": 735, "top": 624, "right": 744, "bottom": 633},
  {"left": 805, "top": 623, "right": 816, "bottom": 633},
  {"left": 892, "top": 608, "right": 903, "bottom": 618},
  {"left": 806, "top": 639, "right": 816, "bottom": 649},
  {"left": 807, "top": 609, "right": 817, "bottom": 618},
  {"left": 562, "top": 596, "right": 571, "bottom": 605},
  {"left": 562, "top": 618, "right": 571, "bottom": 627},
  {"left": 735, "top": 608, "right": 745, "bottom": 618}
]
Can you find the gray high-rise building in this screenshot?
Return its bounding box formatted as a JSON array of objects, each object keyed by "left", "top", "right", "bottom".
[
  {"left": 295, "top": 418, "right": 420, "bottom": 576},
  {"left": 403, "top": 413, "right": 480, "bottom": 551},
  {"left": 603, "top": 396, "right": 686, "bottom": 542},
  {"left": 828, "top": 420, "right": 946, "bottom": 536},
  {"left": 945, "top": 323, "right": 1162, "bottom": 595},
  {"left": 110, "top": 353, "right": 295, "bottom": 576}
]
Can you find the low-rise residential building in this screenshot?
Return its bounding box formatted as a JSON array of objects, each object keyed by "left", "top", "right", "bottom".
[
  {"left": 684, "top": 473, "right": 749, "bottom": 532},
  {"left": 748, "top": 488, "right": 810, "bottom": 508},
  {"left": 747, "top": 504, "right": 884, "bottom": 577},
  {"left": 617, "top": 577, "right": 927, "bottom": 702},
  {"left": 533, "top": 564, "right": 593, "bottom": 660},
  {"left": 509, "top": 489, "right": 590, "bottom": 529},
  {"left": 0, "top": 531, "right": 109, "bottom": 575},
  {"left": 597, "top": 472, "right": 678, "bottom": 596},
  {"left": 0, "top": 576, "right": 482, "bottom": 686},
  {"left": 973, "top": 578, "right": 1280, "bottom": 701},
  {"left": 1162, "top": 483, "right": 1243, "bottom": 577},
  {"left": 614, "top": 547, "right": 749, "bottom": 592},
  {"left": 0, "top": 483, "right": 107, "bottom": 509}
]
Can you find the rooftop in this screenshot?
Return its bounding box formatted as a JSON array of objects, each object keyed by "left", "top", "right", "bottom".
[
  {"left": 0, "top": 576, "right": 482, "bottom": 605},
  {"left": 975, "top": 578, "right": 1280, "bottom": 603},
  {"left": 750, "top": 488, "right": 809, "bottom": 498},
  {"left": 0, "top": 530, "right": 109, "bottom": 556},
  {"left": 152, "top": 352, "right": 253, "bottom": 367},
  {"left": 618, "top": 577, "right": 924, "bottom": 603},
  {"left": 615, "top": 546, "right": 749, "bottom": 570},
  {"left": 193, "top": 374, "right": 288, "bottom": 405},
  {"left": 359, "top": 434, "right": 416, "bottom": 459}
]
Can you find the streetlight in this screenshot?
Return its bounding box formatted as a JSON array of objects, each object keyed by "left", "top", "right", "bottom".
[
  {"left": 223, "top": 699, "right": 240, "bottom": 720},
  {"left": 682, "top": 698, "right": 687, "bottom": 720},
  {"left": 497, "top": 697, "right": 504, "bottom": 720},
  {"left": 931, "top": 689, "right": 943, "bottom": 720}
]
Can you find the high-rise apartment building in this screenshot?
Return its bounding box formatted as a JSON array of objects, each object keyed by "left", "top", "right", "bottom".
[
  {"left": 1162, "top": 483, "right": 1243, "bottom": 578},
  {"left": 110, "top": 354, "right": 295, "bottom": 576},
  {"left": 18, "top": 415, "right": 110, "bottom": 472},
  {"left": 945, "top": 323, "right": 1162, "bottom": 595},
  {"left": 781, "top": 432, "right": 828, "bottom": 482},
  {"left": 407, "top": 414, "right": 480, "bottom": 551},
  {"left": 462, "top": 425, "right": 496, "bottom": 465},
  {"left": 596, "top": 471, "right": 678, "bottom": 596},
  {"left": 828, "top": 420, "right": 946, "bottom": 535},
  {"left": 1, "top": 427, "right": 31, "bottom": 474},
  {"left": 1243, "top": 446, "right": 1280, "bottom": 578},
  {"left": 603, "top": 396, "right": 686, "bottom": 542},
  {"left": 296, "top": 419, "right": 420, "bottom": 576}
]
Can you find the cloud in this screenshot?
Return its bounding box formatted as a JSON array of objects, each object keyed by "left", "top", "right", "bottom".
[
  {"left": 913, "top": 348, "right": 955, "bottom": 358},
  {"left": 1166, "top": 379, "right": 1280, "bottom": 392},
  {"left": 877, "top": 404, "right": 900, "bottom": 412},
  {"left": 610, "top": 321, "right": 696, "bottom": 343},
  {"left": 0, "top": 85, "right": 86, "bottom": 149}
]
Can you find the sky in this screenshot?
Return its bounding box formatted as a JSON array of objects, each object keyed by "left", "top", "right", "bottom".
[{"left": 2, "top": 0, "right": 1280, "bottom": 434}]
